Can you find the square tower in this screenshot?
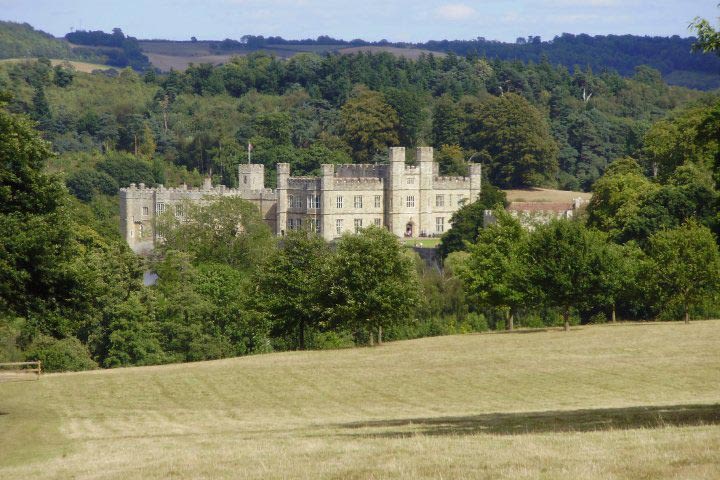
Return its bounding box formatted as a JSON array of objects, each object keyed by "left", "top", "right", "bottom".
[{"left": 238, "top": 164, "right": 265, "bottom": 191}]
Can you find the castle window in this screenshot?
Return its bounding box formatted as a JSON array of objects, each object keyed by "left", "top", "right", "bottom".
[
  {"left": 289, "top": 218, "right": 295, "bottom": 230},
  {"left": 308, "top": 218, "right": 317, "bottom": 232},
  {"left": 175, "top": 204, "right": 183, "bottom": 216},
  {"left": 374, "top": 195, "right": 381, "bottom": 208},
  {"left": 297, "top": 218, "right": 302, "bottom": 228},
  {"left": 243, "top": 176, "right": 248, "bottom": 184},
  {"left": 307, "top": 194, "right": 320, "bottom": 209},
  {"left": 289, "top": 195, "right": 294, "bottom": 208},
  {"left": 336, "top": 196, "right": 344, "bottom": 209},
  {"left": 436, "top": 195, "right": 445, "bottom": 207},
  {"left": 354, "top": 195, "right": 363, "bottom": 208},
  {"left": 354, "top": 218, "right": 363, "bottom": 233},
  {"left": 336, "top": 219, "right": 344, "bottom": 234},
  {"left": 155, "top": 202, "right": 166, "bottom": 214},
  {"left": 142, "top": 206, "right": 149, "bottom": 216},
  {"left": 436, "top": 217, "right": 445, "bottom": 233},
  {"left": 374, "top": 218, "right": 381, "bottom": 226},
  {"left": 294, "top": 196, "right": 302, "bottom": 208},
  {"left": 406, "top": 196, "right": 415, "bottom": 208},
  {"left": 407, "top": 177, "right": 415, "bottom": 185}
]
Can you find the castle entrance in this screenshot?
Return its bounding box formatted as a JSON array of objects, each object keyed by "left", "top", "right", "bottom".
[{"left": 405, "top": 222, "right": 414, "bottom": 237}]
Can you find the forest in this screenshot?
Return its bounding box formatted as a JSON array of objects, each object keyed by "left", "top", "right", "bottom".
[{"left": 1, "top": 19, "right": 720, "bottom": 371}]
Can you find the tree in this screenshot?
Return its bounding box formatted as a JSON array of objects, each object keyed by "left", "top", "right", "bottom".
[
  {"left": 464, "top": 93, "right": 558, "bottom": 188},
  {"left": 431, "top": 95, "right": 462, "bottom": 147},
  {"left": 340, "top": 86, "right": 399, "bottom": 162},
  {"left": 52, "top": 63, "right": 75, "bottom": 87},
  {"left": 435, "top": 144, "right": 468, "bottom": 177},
  {"left": 326, "top": 226, "right": 420, "bottom": 345},
  {"left": 155, "top": 196, "right": 273, "bottom": 271},
  {"left": 458, "top": 209, "right": 528, "bottom": 330},
  {"left": 646, "top": 221, "right": 720, "bottom": 323},
  {"left": 691, "top": 12, "right": 720, "bottom": 55},
  {"left": 0, "top": 104, "right": 71, "bottom": 323},
  {"left": 586, "top": 157, "right": 657, "bottom": 241},
  {"left": 253, "top": 230, "right": 331, "bottom": 350},
  {"left": 438, "top": 183, "right": 508, "bottom": 258},
  {"left": 525, "top": 219, "right": 611, "bottom": 331},
  {"left": 383, "top": 87, "right": 425, "bottom": 147}
]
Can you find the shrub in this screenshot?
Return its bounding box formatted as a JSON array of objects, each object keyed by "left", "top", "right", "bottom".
[
  {"left": 97, "top": 152, "right": 156, "bottom": 187},
  {"left": 66, "top": 169, "right": 118, "bottom": 201},
  {"left": 24, "top": 335, "right": 98, "bottom": 372},
  {"left": 307, "top": 331, "right": 355, "bottom": 350}
]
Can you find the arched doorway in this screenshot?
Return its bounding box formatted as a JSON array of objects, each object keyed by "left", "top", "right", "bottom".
[{"left": 405, "top": 222, "right": 414, "bottom": 237}]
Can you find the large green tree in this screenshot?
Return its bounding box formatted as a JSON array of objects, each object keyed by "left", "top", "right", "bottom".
[
  {"left": 156, "top": 196, "right": 273, "bottom": 271},
  {"left": 326, "top": 226, "right": 420, "bottom": 345},
  {"left": 253, "top": 230, "right": 331, "bottom": 350},
  {"left": 458, "top": 209, "right": 528, "bottom": 330},
  {"left": 340, "top": 86, "right": 399, "bottom": 162},
  {"left": 646, "top": 221, "right": 720, "bottom": 323},
  {"left": 464, "top": 93, "right": 558, "bottom": 188},
  {"left": 525, "top": 219, "right": 611, "bottom": 331},
  {"left": 438, "top": 184, "right": 508, "bottom": 258}
]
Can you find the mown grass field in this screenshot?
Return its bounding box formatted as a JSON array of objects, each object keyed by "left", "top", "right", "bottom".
[{"left": 1, "top": 321, "right": 719, "bottom": 479}]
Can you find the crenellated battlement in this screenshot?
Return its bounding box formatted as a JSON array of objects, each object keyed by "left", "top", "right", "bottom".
[{"left": 334, "top": 164, "right": 387, "bottom": 178}]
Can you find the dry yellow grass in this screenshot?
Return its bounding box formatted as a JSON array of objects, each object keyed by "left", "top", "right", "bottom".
[
  {"left": 0, "top": 58, "right": 111, "bottom": 73},
  {"left": 1, "top": 321, "right": 719, "bottom": 479},
  {"left": 504, "top": 187, "right": 592, "bottom": 204}
]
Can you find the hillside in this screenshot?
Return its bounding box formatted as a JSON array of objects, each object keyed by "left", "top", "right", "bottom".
[
  {"left": 1, "top": 322, "right": 719, "bottom": 479},
  {"left": 0, "top": 21, "right": 73, "bottom": 60}
]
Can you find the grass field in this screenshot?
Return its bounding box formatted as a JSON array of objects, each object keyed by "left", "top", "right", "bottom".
[
  {"left": 0, "top": 58, "right": 111, "bottom": 73},
  {"left": 1, "top": 321, "right": 719, "bottom": 479}
]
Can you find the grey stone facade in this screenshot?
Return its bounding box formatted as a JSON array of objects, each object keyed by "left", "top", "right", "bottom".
[{"left": 119, "top": 146, "right": 481, "bottom": 252}]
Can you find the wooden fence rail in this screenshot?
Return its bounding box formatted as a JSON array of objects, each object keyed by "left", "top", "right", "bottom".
[{"left": 0, "top": 361, "right": 42, "bottom": 380}]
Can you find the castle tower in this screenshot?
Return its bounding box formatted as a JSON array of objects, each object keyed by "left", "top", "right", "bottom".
[
  {"left": 238, "top": 164, "right": 265, "bottom": 191},
  {"left": 417, "top": 147, "right": 434, "bottom": 236},
  {"left": 469, "top": 163, "right": 482, "bottom": 202},
  {"left": 386, "top": 147, "right": 405, "bottom": 235},
  {"left": 276, "top": 163, "right": 290, "bottom": 236},
  {"left": 119, "top": 183, "right": 155, "bottom": 253},
  {"left": 320, "top": 164, "right": 335, "bottom": 239}
]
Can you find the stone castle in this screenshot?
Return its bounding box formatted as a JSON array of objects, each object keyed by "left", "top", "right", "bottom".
[{"left": 120, "top": 146, "right": 482, "bottom": 252}]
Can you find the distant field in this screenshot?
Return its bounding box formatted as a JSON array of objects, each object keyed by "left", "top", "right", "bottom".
[
  {"left": 0, "top": 58, "right": 111, "bottom": 73},
  {"left": 134, "top": 41, "right": 445, "bottom": 71},
  {"left": 1, "top": 321, "right": 719, "bottom": 479},
  {"left": 504, "top": 187, "right": 592, "bottom": 204},
  {"left": 143, "top": 52, "right": 237, "bottom": 71},
  {"left": 338, "top": 46, "right": 446, "bottom": 59}
]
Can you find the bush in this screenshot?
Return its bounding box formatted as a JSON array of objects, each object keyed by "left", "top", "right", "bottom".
[
  {"left": 24, "top": 335, "right": 98, "bottom": 372},
  {"left": 97, "top": 152, "right": 157, "bottom": 187},
  {"left": 462, "top": 312, "right": 488, "bottom": 332},
  {"left": 307, "top": 330, "right": 355, "bottom": 350},
  {"left": 66, "top": 169, "right": 119, "bottom": 201}
]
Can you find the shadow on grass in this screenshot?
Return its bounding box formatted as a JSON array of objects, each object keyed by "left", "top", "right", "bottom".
[{"left": 338, "top": 404, "right": 720, "bottom": 437}]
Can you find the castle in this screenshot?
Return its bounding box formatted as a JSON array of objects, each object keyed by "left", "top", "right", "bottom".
[{"left": 120, "top": 146, "right": 482, "bottom": 252}]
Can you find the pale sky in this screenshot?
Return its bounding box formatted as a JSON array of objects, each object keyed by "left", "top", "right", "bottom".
[{"left": 1, "top": 0, "right": 717, "bottom": 43}]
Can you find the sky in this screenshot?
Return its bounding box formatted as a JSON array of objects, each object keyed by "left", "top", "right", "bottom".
[{"left": 1, "top": 0, "right": 718, "bottom": 43}]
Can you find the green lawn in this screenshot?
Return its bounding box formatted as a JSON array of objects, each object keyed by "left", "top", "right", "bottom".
[
  {"left": 1, "top": 321, "right": 719, "bottom": 479},
  {"left": 402, "top": 238, "right": 441, "bottom": 248}
]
